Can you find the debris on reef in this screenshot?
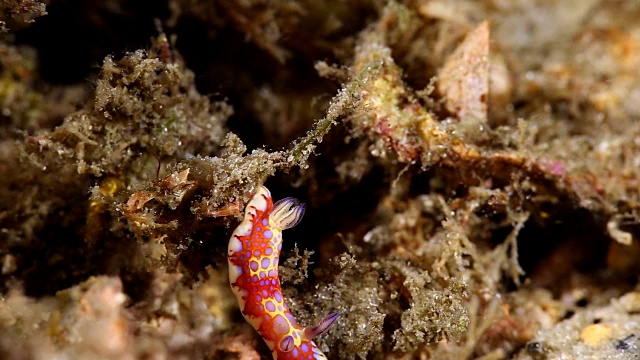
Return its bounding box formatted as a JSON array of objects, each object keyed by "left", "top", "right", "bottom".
[
  {"left": 0, "top": 0, "right": 46, "bottom": 31},
  {"left": 514, "top": 291, "right": 640, "bottom": 359},
  {"left": 436, "top": 21, "right": 489, "bottom": 141},
  {"left": 2, "top": 1, "right": 640, "bottom": 359}
]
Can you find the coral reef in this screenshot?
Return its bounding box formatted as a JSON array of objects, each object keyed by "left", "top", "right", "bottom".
[{"left": 2, "top": 1, "right": 640, "bottom": 359}]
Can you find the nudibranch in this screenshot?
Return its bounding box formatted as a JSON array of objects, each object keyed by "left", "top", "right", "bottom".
[{"left": 228, "top": 185, "right": 339, "bottom": 360}]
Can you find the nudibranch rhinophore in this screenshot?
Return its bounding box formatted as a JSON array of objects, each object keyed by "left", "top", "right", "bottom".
[{"left": 228, "top": 185, "right": 339, "bottom": 360}]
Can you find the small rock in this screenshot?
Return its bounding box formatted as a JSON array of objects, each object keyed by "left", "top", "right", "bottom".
[{"left": 580, "top": 324, "right": 612, "bottom": 346}]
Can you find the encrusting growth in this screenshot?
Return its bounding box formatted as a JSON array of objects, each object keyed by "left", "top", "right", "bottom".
[{"left": 228, "top": 185, "right": 339, "bottom": 359}]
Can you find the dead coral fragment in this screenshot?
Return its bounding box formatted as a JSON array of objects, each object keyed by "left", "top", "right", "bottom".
[
  {"left": 437, "top": 21, "right": 489, "bottom": 134},
  {"left": 90, "top": 50, "right": 228, "bottom": 174},
  {"left": 22, "top": 48, "right": 229, "bottom": 178},
  {"left": 121, "top": 132, "right": 286, "bottom": 271},
  {"left": 347, "top": 30, "right": 434, "bottom": 163},
  {"left": 515, "top": 291, "right": 640, "bottom": 359},
  {"left": 0, "top": 41, "right": 233, "bottom": 297},
  {"left": 393, "top": 277, "right": 469, "bottom": 350},
  {"left": 209, "top": 333, "right": 261, "bottom": 360},
  {"left": 0, "top": 277, "right": 131, "bottom": 358},
  {"left": 61, "top": 277, "right": 131, "bottom": 357},
  {"left": 333, "top": 13, "right": 609, "bottom": 242},
  {"left": 186, "top": 133, "right": 284, "bottom": 219},
  {"left": 284, "top": 253, "right": 386, "bottom": 359},
  {"left": 125, "top": 168, "right": 195, "bottom": 216},
  {"left": 0, "top": 0, "right": 46, "bottom": 30}
]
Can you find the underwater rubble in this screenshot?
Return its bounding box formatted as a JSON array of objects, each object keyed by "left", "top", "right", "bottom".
[{"left": 1, "top": 1, "right": 640, "bottom": 359}]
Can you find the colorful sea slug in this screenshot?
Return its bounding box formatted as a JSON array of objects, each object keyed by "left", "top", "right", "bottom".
[{"left": 228, "top": 185, "right": 339, "bottom": 360}]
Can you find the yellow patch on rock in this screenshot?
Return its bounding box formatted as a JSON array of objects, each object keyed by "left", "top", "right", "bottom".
[{"left": 580, "top": 324, "right": 612, "bottom": 346}]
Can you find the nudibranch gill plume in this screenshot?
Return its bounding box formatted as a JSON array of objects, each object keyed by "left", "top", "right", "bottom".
[{"left": 228, "top": 185, "right": 339, "bottom": 360}]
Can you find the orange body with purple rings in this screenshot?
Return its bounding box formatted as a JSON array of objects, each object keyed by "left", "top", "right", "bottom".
[{"left": 228, "top": 185, "right": 339, "bottom": 360}]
